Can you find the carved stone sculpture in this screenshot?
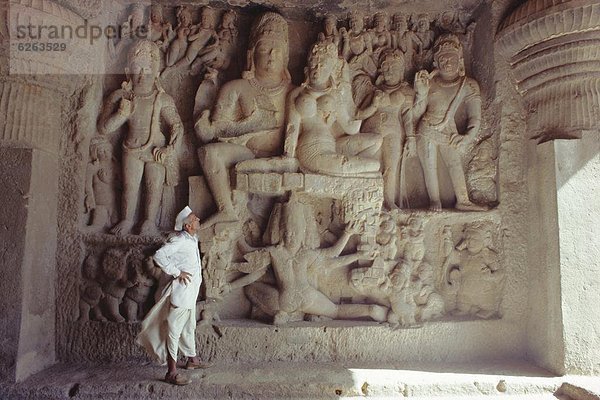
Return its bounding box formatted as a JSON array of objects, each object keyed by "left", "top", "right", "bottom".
[
  {"left": 190, "top": 10, "right": 238, "bottom": 76},
  {"left": 369, "top": 12, "right": 392, "bottom": 62},
  {"left": 412, "top": 13, "right": 435, "bottom": 71},
  {"left": 359, "top": 49, "right": 420, "bottom": 209},
  {"left": 166, "top": 6, "right": 194, "bottom": 67},
  {"left": 149, "top": 4, "right": 174, "bottom": 55},
  {"left": 390, "top": 13, "right": 419, "bottom": 79},
  {"left": 98, "top": 40, "right": 184, "bottom": 235},
  {"left": 243, "top": 197, "right": 389, "bottom": 325},
  {"left": 123, "top": 254, "right": 155, "bottom": 322},
  {"left": 78, "top": 255, "right": 106, "bottom": 322},
  {"left": 413, "top": 33, "right": 485, "bottom": 211},
  {"left": 318, "top": 15, "right": 341, "bottom": 51},
  {"left": 101, "top": 248, "right": 134, "bottom": 323},
  {"left": 194, "top": 12, "right": 294, "bottom": 229},
  {"left": 443, "top": 222, "right": 504, "bottom": 318},
  {"left": 84, "top": 136, "right": 119, "bottom": 232},
  {"left": 285, "top": 41, "right": 382, "bottom": 177},
  {"left": 109, "top": 3, "right": 147, "bottom": 62},
  {"left": 173, "top": 7, "right": 218, "bottom": 71}
]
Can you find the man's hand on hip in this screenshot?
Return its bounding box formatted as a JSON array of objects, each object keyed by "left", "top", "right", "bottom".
[{"left": 178, "top": 271, "right": 192, "bottom": 285}]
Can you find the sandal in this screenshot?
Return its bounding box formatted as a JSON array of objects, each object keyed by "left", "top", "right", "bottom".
[
  {"left": 164, "top": 373, "right": 191, "bottom": 386},
  {"left": 185, "top": 360, "right": 212, "bottom": 370}
]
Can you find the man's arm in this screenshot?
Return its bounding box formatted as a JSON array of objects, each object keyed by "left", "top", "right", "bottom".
[{"left": 153, "top": 238, "right": 184, "bottom": 278}]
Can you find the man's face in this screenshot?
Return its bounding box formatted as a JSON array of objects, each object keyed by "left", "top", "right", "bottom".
[
  {"left": 254, "top": 39, "right": 286, "bottom": 76},
  {"left": 184, "top": 213, "right": 201, "bottom": 234}
]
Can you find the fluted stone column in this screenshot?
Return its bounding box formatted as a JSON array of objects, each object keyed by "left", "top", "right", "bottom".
[
  {"left": 497, "top": 0, "right": 600, "bottom": 375},
  {"left": 0, "top": 0, "right": 100, "bottom": 382}
]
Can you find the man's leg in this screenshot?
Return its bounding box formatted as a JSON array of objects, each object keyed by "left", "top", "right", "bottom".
[
  {"left": 165, "top": 305, "right": 189, "bottom": 383},
  {"left": 178, "top": 306, "right": 206, "bottom": 368}
]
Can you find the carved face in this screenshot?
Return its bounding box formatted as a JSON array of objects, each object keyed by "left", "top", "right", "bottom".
[
  {"left": 201, "top": 9, "right": 215, "bottom": 28},
  {"left": 393, "top": 15, "right": 407, "bottom": 31},
  {"left": 380, "top": 57, "right": 404, "bottom": 85},
  {"left": 435, "top": 51, "right": 460, "bottom": 78},
  {"left": 222, "top": 12, "right": 235, "bottom": 28},
  {"left": 254, "top": 39, "right": 286, "bottom": 77},
  {"left": 349, "top": 15, "right": 364, "bottom": 33},
  {"left": 150, "top": 7, "right": 162, "bottom": 23},
  {"left": 324, "top": 17, "right": 336, "bottom": 34},
  {"left": 96, "top": 144, "right": 111, "bottom": 162},
  {"left": 129, "top": 51, "right": 157, "bottom": 90},
  {"left": 374, "top": 14, "right": 387, "bottom": 30},
  {"left": 417, "top": 17, "right": 429, "bottom": 32},
  {"left": 464, "top": 230, "right": 485, "bottom": 254},
  {"left": 307, "top": 52, "right": 335, "bottom": 87}
]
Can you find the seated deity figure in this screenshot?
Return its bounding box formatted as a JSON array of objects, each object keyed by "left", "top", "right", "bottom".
[
  {"left": 189, "top": 10, "right": 238, "bottom": 76},
  {"left": 98, "top": 40, "right": 183, "bottom": 235},
  {"left": 390, "top": 13, "right": 419, "bottom": 78},
  {"left": 369, "top": 12, "right": 392, "bottom": 61},
  {"left": 149, "top": 4, "right": 174, "bottom": 53},
  {"left": 284, "top": 41, "right": 382, "bottom": 177},
  {"left": 413, "top": 33, "right": 485, "bottom": 211},
  {"left": 242, "top": 197, "right": 389, "bottom": 325},
  {"left": 194, "top": 12, "right": 294, "bottom": 229},
  {"left": 360, "top": 49, "right": 424, "bottom": 210}
]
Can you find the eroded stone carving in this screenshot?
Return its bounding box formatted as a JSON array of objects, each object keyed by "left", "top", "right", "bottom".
[
  {"left": 443, "top": 222, "right": 504, "bottom": 318},
  {"left": 413, "top": 33, "right": 485, "bottom": 211},
  {"left": 98, "top": 40, "right": 183, "bottom": 236},
  {"left": 194, "top": 12, "right": 294, "bottom": 229}
]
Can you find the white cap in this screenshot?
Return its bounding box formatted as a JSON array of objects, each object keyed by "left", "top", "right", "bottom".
[{"left": 174, "top": 206, "right": 193, "bottom": 231}]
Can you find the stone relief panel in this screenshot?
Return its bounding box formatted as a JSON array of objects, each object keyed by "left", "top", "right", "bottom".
[{"left": 76, "top": 5, "right": 502, "bottom": 329}]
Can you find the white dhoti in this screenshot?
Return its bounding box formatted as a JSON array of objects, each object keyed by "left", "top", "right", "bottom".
[{"left": 136, "top": 283, "right": 197, "bottom": 364}]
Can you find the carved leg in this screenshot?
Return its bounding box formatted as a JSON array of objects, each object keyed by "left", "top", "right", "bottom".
[
  {"left": 111, "top": 153, "right": 144, "bottom": 235},
  {"left": 122, "top": 297, "right": 138, "bottom": 322},
  {"left": 335, "top": 303, "right": 389, "bottom": 322},
  {"left": 78, "top": 301, "right": 90, "bottom": 322},
  {"left": 139, "top": 162, "right": 166, "bottom": 236},
  {"left": 197, "top": 143, "right": 254, "bottom": 229},
  {"left": 381, "top": 134, "right": 402, "bottom": 210},
  {"left": 417, "top": 137, "right": 442, "bottom": 211},
  {"left": 440, "top": 147, "right": 487, "bottom": 211},
  {"left": 103, "top": 294, "right": 125, "bottom": 323},
  {"left": 91, "top": 305, "right": 107, "bottom": 322},
  {"left": 244, "top": 282, "right": 280, "bottom": 318}
]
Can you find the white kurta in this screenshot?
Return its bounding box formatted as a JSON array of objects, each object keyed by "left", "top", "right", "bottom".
[{"left": 136, "top": 231, "right": 202, "bottom": 363}]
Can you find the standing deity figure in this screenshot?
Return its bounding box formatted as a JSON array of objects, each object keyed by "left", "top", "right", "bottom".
[
  {"left": 285, "top": 41, "right": 382, "bottom": 177},
  {"left": 413, "top": 34, "right": 484, "bottom": 211},
  {"left": 317, "top": 15, "right": 341, "bottom": 51},
  {"left": 84, "top": 136, "right": 120, "bottom": 232},
  {"left": 194, "top": 12, "right": 294, "bottom": 229},
  {"left": 99, "top": 40, "right": 184, "bottom": 235},
  {"left": 359, "top": 50, "right": 423, "bottom": 210}
]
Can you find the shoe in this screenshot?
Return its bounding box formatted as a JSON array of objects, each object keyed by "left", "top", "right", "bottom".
[
  {"left": 164, "top": 373, "right": 191, "bottom": 386},
  {"left": 185, "top": 360, "right": 212, "bottom": 370}
]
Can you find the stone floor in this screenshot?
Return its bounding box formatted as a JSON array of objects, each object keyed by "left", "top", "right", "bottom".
[{"left": 1, "top": 360, "right": 599, "bottom": 399}]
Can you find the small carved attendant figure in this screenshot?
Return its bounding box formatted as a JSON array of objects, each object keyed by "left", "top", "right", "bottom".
[
  {"left": 194, "top": 12, "right": 294, "bottom": 229},
  {"left": 369, "top": 12, "right": 392, "bottom": 61},
  {"left": 318, "top": 15, "right": 341, "bottom": 51},
  {"left": 99, "top": 40, "right": 184, "bottom": 235},
  {"left": 78, "top": 255, "right": 106, "bottom": 322},
  {"left": 84, "top": 136, "right": 119, "bottom": 232},
  {"left": 341, "top": 11, "right": 376, "bottom": 78},
  {"left": 174, "top": 7, "right": 218, "bottom": 70},
  {"left": 413, "top": 13, "right": 435, "bottom": 70},
  {"left": 285, "top": 42, "right": 382, "bottom": 177},
  {"left": 390, "top": 13, "right": 419, "bottom": 77},
  {"left": 413, "top": 34, "right": 485, "bottom": 211},
  {"left": 109, "top": 3, "right": 147, "bottom": 61},
  {"left": 190, "top": 10, "right": 238, "bottom": 75},
  {"left": 149, "top": 4, "right": 174, "bottom": 52},
  {"left": 166, "top": 6, "right": 194, "bottom": 67}
]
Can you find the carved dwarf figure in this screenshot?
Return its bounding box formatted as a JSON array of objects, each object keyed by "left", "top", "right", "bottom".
[
  {"left": 78, "top": 254, "right": 106, "bottom": 322},
  {"left": 101, "top": 248, "right": 134, "bottom": 323},
  {"left": 194, "top": 12, "right": 294, "bottom": 229},
  {"left": 123, "top": 254, "right": 155, "bottom": 322},
  {"left": 413, "top": 34, "right": 484, "bottom": 211},
  {"left": 444, "top": 222, "right": 504, "bottom": 318},
  {"left": 99, "top": 40, "right": 183, "bottom": 235},
  {"left": 84, "top": 136, "right": 120, "bottom": 232},
  {"left": 285, "top": 41, "right": 382, "bottom": 177}
]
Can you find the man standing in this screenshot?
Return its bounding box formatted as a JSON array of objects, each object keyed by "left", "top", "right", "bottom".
[{"left": 136, "top": 206, "right": 206, "bottom": 386}]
